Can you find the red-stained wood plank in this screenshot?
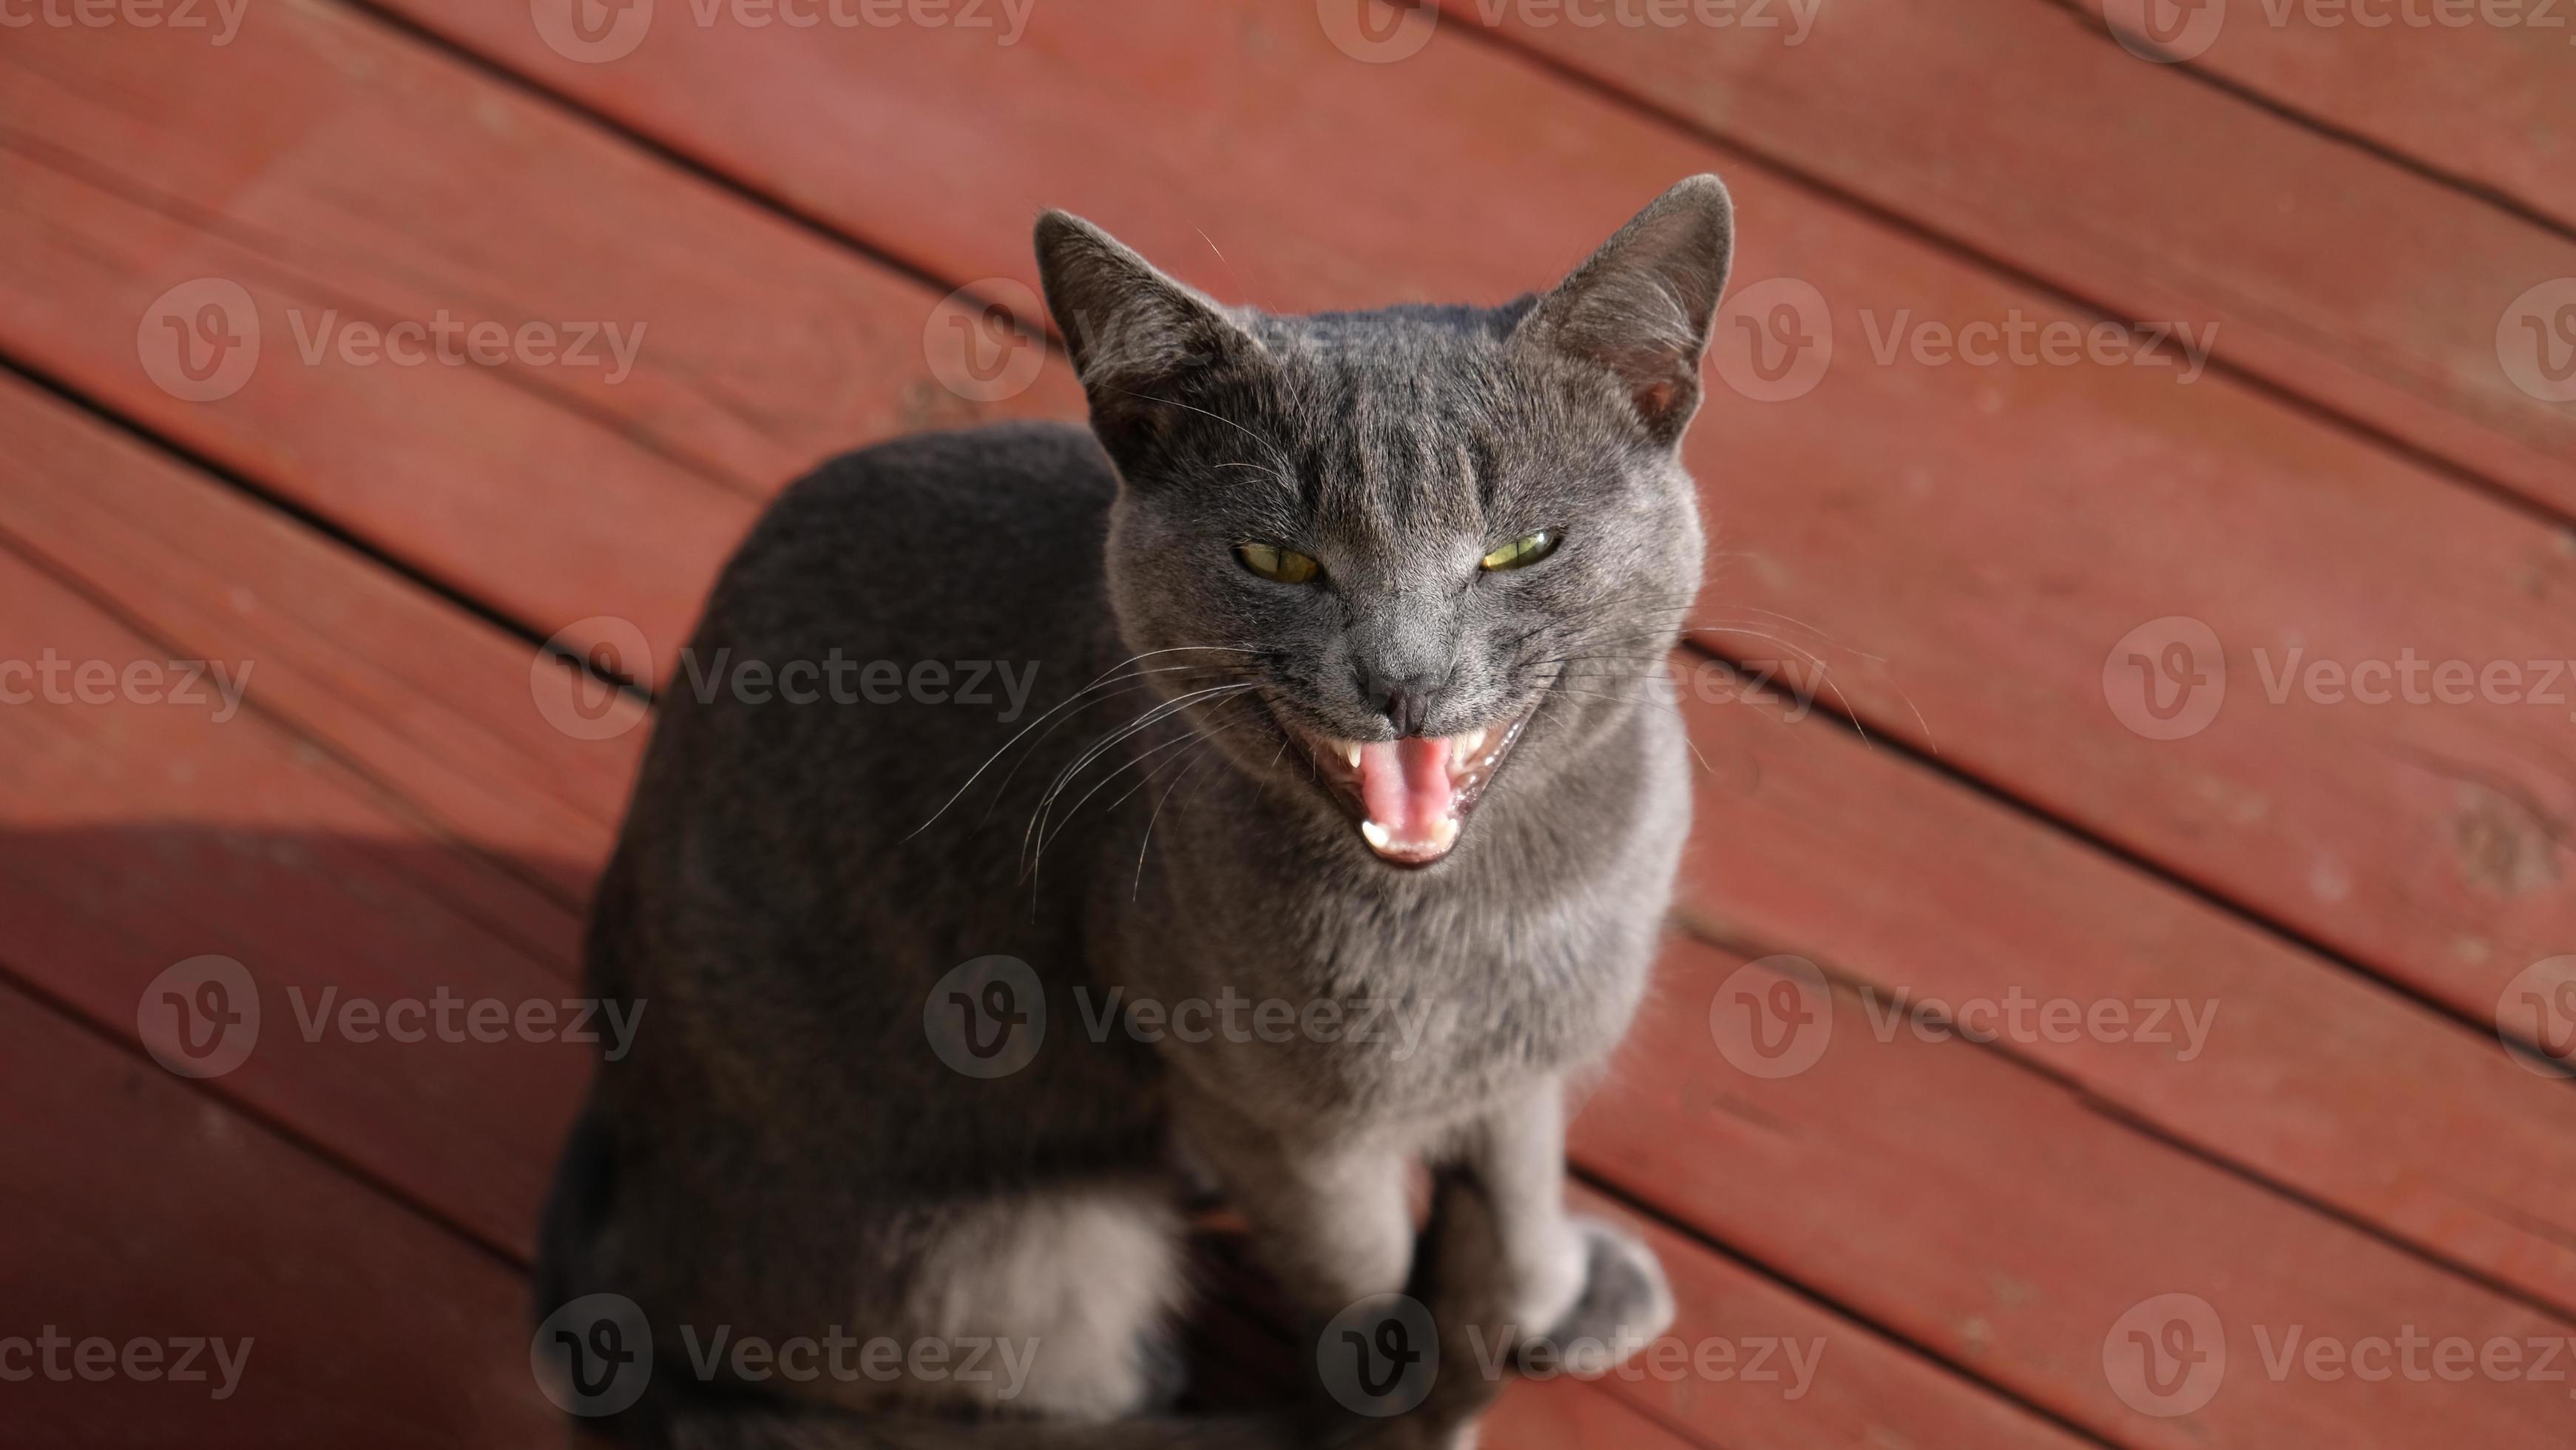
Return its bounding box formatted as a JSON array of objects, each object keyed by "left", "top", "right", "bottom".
[
  {"left": 1444, "top": 0, "right": 2576, "bottom": 511},
  {"left": 1560, "top": 1183, "right": 2092, "bottom": 1449},
  {"left": 0, "top": 530, "right": 588, "bottom": 1257},
  {"left": 0, "top": 380, "right": 643, "bottom": 904},
  {"left": 355, "top": 0, "right": 2576, "bottom": 1124},
  {"left": 0, "top": 980, "right": 560, "bottom": 1444},
  {"left": 0, "top": 0, "right": 1085, "bottom": 664},
  {"left": 2066, "top": 0, "right": 2576, "bottom": 230},
  {"left": 1578, "top": 939, "right": 2576, "bottom": 1448},
  {"left": 1672, "top": 663, "right": 2576, "bottom": 1317}
]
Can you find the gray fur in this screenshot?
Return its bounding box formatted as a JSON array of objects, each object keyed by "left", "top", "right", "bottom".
[{"left": 539, "top": 176, "right": 1734, "bottom": 1447}]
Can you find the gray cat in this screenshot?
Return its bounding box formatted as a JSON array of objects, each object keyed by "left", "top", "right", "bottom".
[{"left": 538, "top": 175, "right": 1734, "bottom": 1448}]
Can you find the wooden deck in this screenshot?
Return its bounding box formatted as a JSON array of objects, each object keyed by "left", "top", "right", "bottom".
[{"left": 5, "top": 1, "right": 2575, "bottom": 1442}]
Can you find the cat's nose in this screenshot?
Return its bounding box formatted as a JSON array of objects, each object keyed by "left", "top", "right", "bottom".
[{"left": 1362, "top": 667, "right": 1447, "bottom": 738}]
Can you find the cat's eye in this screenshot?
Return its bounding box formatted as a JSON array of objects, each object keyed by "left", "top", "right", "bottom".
[
  {"left": 1480, "top": 530, "right": 1561, "bottom": 572},
  {"left": 1236, "top": 541, "right": 1322, "bottom": 584}
]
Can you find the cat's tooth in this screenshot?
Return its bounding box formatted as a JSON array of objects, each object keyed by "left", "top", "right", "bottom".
[
  {"left": 1361, "top": 820, "right": 1393, "bottom": 851},
  {"left": 1449, "top": 728, "right": 1487, "bottom": 769},
  {"left": 1429, "top": 816, "right": 1458, "bottom": 852},
  {"left": 1342, "top": 741, "right": 1363, "bottom": 770}
]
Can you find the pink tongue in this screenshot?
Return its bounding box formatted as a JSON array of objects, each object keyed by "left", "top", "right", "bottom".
[{"left": 1357, "top": 738, "right": 1456, "bottom": 843}]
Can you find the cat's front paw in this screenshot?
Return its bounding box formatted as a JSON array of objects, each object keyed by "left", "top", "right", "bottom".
[{"left": 1511, "top": 1215, "right": 1674, "bottom": 1377}]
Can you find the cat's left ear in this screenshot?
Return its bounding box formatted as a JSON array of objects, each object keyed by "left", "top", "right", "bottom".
[{"left": 1513, "top": 175, "right": 1735, "bottom": 448}]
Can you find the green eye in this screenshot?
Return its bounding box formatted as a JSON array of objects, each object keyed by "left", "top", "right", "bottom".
[
  {"left": 1236, "top": 541, "right": 1322, "bottom": 584},
  {"left": 1480, "top": 530, "right": 1560, "bottom": 572}
]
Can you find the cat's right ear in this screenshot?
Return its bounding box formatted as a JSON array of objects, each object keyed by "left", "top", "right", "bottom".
[
  {"left": 1512, "top": 174, "right": 1736, "bottom": 448},
  {"left": 1033, "top": 211, "right": 1261, "bottom": 444}
]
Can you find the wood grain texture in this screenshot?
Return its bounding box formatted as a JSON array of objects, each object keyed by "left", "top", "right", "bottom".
[
  {"left": 1578, "top": 937, "right": 2576, "bottom": 1447},
  {"left": 0, "top": 524, "right": 589, "bottom": 1258},
  {"left": 0, "top": 981, "right": 561, "bottom": 1444},
  {"left": 2063, "top": 0, "right": 2576, "bottom": 230},
  {"left": 0, "top": 379, "right": 641, "bottom": 903},
  {"left": 1562, "top": 1182, "right": 2093, "bottom": 1448},
  {"left": 0, "top": 0, "right": 1086, "bottom": 663},
  {"left": 1671, "top": 663, "right": 2576, "bottom": 1315}
]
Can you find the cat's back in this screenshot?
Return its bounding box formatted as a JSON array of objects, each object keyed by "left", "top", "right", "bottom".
[
  {"left": 582, "top": 421, "right": 1169, "bottom": 1224},
  {"left": 621, "top": 418, "right": 1129, "bottom": 889},
  {"left": 711, "top": 419, "right": 1119, "bottom": 659}
]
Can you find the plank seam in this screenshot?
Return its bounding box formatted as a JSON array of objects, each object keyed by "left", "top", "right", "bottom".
[
  {"left": 0, "top": 118, "right": 769, "bottom": 506},
  {"left": 0, "top": 946, "right": 535, "bottom": 1275},
  {"left": 2039, "top": 0, "right": 2576, "bottom": 244},
  {"left": 1663, "top": 903, "right": 2576, "bottom": 1330},
  {"left": 1671, "top": 639, "right": 2576, "bottom": 1073},
  {"left": 0, "top": 358, "right": 557, "bottom": 663},
  {"left": 0, "top": 502, "right": 589, "bottom": 965},
  {"left": 1567, "top": 1165, "right": 2127, "bottom": 1449},
  {"left": 323, "top": 0, "right": 985, "bottom": 313},
  {"left": 0, "top": 360, "right": 599, "bottom": 928}
]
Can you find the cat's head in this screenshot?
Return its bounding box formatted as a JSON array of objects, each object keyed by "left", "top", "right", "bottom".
[{"left": 1034, "top": 178, "right": 1731, "bottom": 869}]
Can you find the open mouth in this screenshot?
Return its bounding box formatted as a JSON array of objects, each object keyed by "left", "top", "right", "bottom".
[{"left": 1285, "top": 715, "right": 1532, "bottom": 866}]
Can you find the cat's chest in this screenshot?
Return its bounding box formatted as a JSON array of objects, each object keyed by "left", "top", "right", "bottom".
[
  {"left": 1109, "top": 857, "right": 1665, "bottom": 1125},
  {"left": 1095, "top": 720, "right": 1691, "bottom": 1123}
]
